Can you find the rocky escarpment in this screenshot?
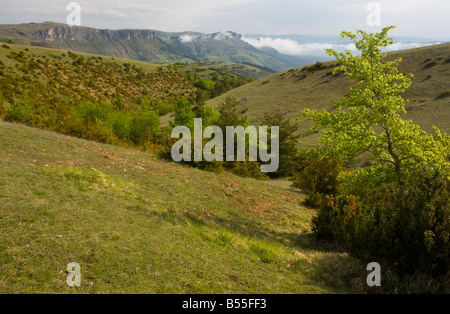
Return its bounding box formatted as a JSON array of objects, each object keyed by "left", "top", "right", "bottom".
[{"left": 32, "top": 25, "right": 157, "bottom": 42}]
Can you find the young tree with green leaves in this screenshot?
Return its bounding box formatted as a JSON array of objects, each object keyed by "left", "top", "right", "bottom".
[{"left": 298, "top": 26, "right": 449, "bottom": 190}]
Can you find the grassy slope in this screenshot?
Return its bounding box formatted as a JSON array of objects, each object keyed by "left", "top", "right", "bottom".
[
  {"left": 0, "top": 43, "right": 161, "bottom": 73},
  {"left": 0, "top": 43, "right": 199, "bottom": 112},
  {"left": 175, "top": 61, "right": 275, "bottom": 80},
  {"left": 207, "top": 43, "right": 450, "bottom": 150},
  {"left": 0, "top": 120, "right": 369, "bottom": 294}
]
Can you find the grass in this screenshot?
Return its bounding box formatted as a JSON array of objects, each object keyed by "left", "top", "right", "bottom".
[
  {"left": 174, "top": 60, "right": 274, "bottom": 81},
  {"left": 0, "top": 119, "right": 378, "bottom": 294}
]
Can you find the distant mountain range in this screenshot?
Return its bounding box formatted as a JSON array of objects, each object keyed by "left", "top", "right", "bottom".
[
  {"left": 0, "top": 22, "right": 334, "bottom": 71},
  {"left": 1, "top": 22, "right": 447, "bottom": 72}
]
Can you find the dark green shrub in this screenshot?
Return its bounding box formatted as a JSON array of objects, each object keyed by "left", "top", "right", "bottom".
[
  {"left": 227, "top": 160, "right": 268, "bottom": 180},
  {"left": 424, "top": 60, "right": 437, "bottom": 69},
  {"left": 436, "top": 90, "right": 450, "bottom": 99},
  {"left": 352, "top": 171, "right": 449, "bottom": 277},
  {"left": 291, "top": 158, "right": 343, "bottom": 207},
  {"left": 311, "top": 194, "right": 354, "bottom": 242},
  {"left": 315, "top": 170, "right": 450, "bottom": 278}
]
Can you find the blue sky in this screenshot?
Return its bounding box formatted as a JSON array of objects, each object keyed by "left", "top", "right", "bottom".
[{"left": 1, "top": 0, "right": 450, "bottom": 38}]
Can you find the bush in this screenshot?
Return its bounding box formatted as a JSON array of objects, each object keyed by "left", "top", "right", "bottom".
[
  {"left": 313, "top": 170, "right": 450, "bottom": 278},
  {"left": 291, "top": 158, "right": 343, "bottom": 207},
  {"left": 424, "top": 60, "right": 437, "bottom": 69},
  {"left": 153, "top": 100, "right": 175, "bottom": 116},
  {"left": 5, "top": 97, "right": 34, "bottom": 123},
  {"left": 436, "top": 90, "right": 450, "bottom": 99},
  {"left": 111, "top": 112, "right": 132, "bottom": 140},
  {"left": 76, "top": 101, "right": 111, "bottom": 125},
  {"left": 227, "top": 160, "right": 268, "bottom": 180},
  {"left": 129, "top": 111, "right": 160, "bottom": 145}
]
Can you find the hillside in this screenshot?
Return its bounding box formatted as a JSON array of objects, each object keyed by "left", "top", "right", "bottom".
[
  {"left": 174, "top": 60, "right": 275, "bottom": 81},
  {"left": 0, "top": 22, "right": 294, "bottom": 71},
  {"left": 0, "top": 42, "right": 198, "bottom": 111},
  {"left": 207, "top": 43, "right": 450, "bottom": 149},
  {"left": 0, "top": 119, "right": 372, "bottom": 293}
]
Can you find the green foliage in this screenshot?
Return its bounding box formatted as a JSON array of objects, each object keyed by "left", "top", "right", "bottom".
[
  {"left": 298, "top": 26, "right": 450, "bottom": 189},
  {"left": 313, "top": 170, "right": 450, "bottom": 278},
  {"left": 153, "top": 100, "right": 175, "bottom": 116},
  {"left": 72, "top": 101, "right": 160, "bottom": 147},
  {"left": 302, "top": 27, "right": 450, "bottom": 281},
  {"left": 171, "top": 98, "right": 195, "bottom": 130},
  {"left": 217, "top": 96, "right": 249, "bottom": 129},
  {"left": 292, "top": 158, "right": 343, "bottom": 208},
  {"left": 261, "top": 107, "right": 300, "bottom": 177},
  {"left": 76, "top": 101, "right": 112, "bottom": 125},
  {"left": 111, "top": 111, "right": 132, "bottom": 140},
  {"left": 5, "top": 95, "right": 34, "bottom": 123},
  {"left": 228, "top": 160, "right": 268, "bottom": 180},
  {"left": 129, "top": 110, "right": 161, "bottom": 145}
]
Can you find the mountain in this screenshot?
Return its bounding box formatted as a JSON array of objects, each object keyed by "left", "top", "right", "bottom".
[
  {"left": 0, "top": 22, "right": 293, "bottom": 71},
  {"left": 207, "top": 42, "right": 450, "bottom": 150}
]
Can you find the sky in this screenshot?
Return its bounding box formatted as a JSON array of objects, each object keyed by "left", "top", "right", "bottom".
[{"left": 1, "top": 0, "right": 449, "bottom": 39}]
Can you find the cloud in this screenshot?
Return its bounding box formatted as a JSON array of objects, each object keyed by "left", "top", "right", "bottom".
[
  {"left": 242, "top": 35, "right": 443, "bottom": 57},
  {"left": 104, "top": 9, "right": 130, "bottom": 19},
  {"left": 242, "top": 36, "right": 356, "bottom": 56},
  {"left": 179, "top": 34, "right": 194, "bottom": 43},
  {"left": 385, "top": 42, "right": 442, "bottom": 51}
]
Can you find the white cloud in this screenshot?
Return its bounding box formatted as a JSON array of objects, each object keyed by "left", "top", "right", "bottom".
[
  {"left": 385, "top": 42, "right": 442, "bottom": 51},
  {"left": 242, "top": 35, "right": 442, "bottom": 57},
  {"left": 242, "top": 36, "right": 356, "bottom": 56},
  {"left": 179, "top": 34, "right": 194, "bottom": 43}
]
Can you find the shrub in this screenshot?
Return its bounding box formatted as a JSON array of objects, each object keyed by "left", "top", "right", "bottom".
[
  {"left": 76, "top": 101, "right": 112, "bottom": 125},
  {"left": 291, "top": 158, "right": 343, "bottom": 207},
  {"left": 424, "top": 60, "right": 437, "bottom": 69},
  {"left": 153, "top": 100, "right": 175, "bottom": 116},
  {"left": 314, "top": 170, "right": 450, "bottom": 278},
  {"left": 129, "top": 111, "right": 160, "bottom": 145},
  {"left": 352, "top": 171, "right": 449, "bottom": 277},
  {"left": 5, "top": 97, "right": 34, "bottom": 123},
  {"left": 227, "top": 160, "right": 268, "bottom": 180},
  {"left": 111, "top": 112, "right": 132, "bottom": 140},
  {"left": 303, "top": 62, "right": 328, "bottom": 73},
  {"left": 436, "top": 90, "right": 450, "bottom": 99}
]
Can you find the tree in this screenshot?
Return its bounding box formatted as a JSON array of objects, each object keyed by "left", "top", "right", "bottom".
[
  {"left": 171, "top": 98, "right": 195, "bottom": 130},
  {"left": 261, "top": 107, "right": 300, "bottom": 177},
  {"left": 216, "top": 96, "right": 249, "bottom": 130},
  {"left": 298, "top": 26, "right": 449, "bottom": 191}
]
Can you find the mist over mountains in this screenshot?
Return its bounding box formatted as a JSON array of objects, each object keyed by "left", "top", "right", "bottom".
[{"left": 0, "top": 22, "right": 447, "bottom": 72}]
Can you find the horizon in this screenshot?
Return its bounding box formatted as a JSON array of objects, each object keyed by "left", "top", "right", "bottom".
[
  {"left": 1, "top": 1, "right": 450, "bottom": 38},
  {"left": 3, "top": 20, "right": 450, "bottom": 41}
]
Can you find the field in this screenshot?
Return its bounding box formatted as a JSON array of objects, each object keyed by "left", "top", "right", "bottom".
[{"left": 0, "top": 119, "right": 375, "bottom": 294}]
